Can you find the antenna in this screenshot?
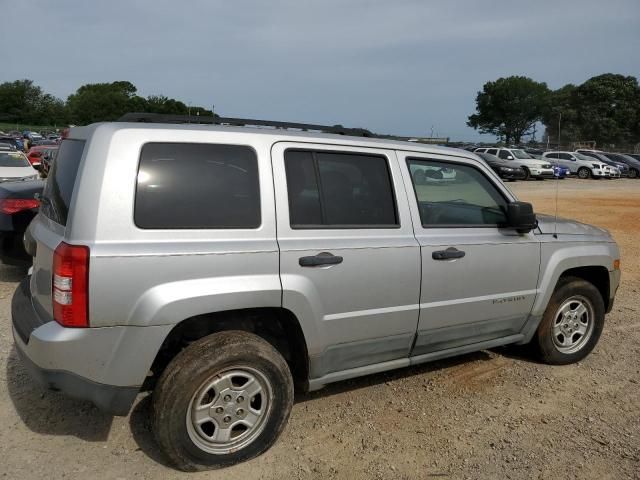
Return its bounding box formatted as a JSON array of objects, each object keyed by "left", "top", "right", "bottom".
[{"left": 553, "top": 112, "right": 561, "bottom": 239}]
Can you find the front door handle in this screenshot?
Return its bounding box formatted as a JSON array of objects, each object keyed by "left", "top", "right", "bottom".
[
  {"left": 432, "top": 247, "right": 465, "bottom": 260},
  {"left": 299, "top": 252, "right": 343, "bottom": 267}
]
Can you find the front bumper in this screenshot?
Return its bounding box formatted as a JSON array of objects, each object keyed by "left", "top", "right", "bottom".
[
  {"left": 531, "top": 170, "right": 555, "bottom": 178},
  {"left": 11, "top": 277, "right": 172, "bottom": 416},
  {"left": 607, "top": 268, "right": 621, "bottom": 314},
  {"left": 498, "top": 169, "right": 526, "bottom": 180}
]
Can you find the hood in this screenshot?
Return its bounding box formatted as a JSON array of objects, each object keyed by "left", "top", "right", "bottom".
[
  {"left": 536, "top": 214, "right": 611, "bottom": 237},
  {"left": 0, "top": 166, "right": 37, "bottom": 180}
]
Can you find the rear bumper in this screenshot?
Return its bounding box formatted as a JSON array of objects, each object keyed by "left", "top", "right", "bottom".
[
  {"left": 14, "top": 338, "right": 139, "bottom": 416},
  {"left": 11, "top": 277, "right": 172, "bottom": 416}
]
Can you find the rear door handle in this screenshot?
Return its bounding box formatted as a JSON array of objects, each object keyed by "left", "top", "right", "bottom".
[
  {"left": 299, "top": 252, "right": 343, "bottom": 267},
  {"left": 432, "top": 247, "right": 465, "bottom": 260}
]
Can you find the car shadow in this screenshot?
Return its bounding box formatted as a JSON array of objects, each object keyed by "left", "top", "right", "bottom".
[
  {"left": 6, "top": 346, "right": 114, "bottom": 442},
  {"left": 0, "top": 264, "right": 29, "bottom": 283},
  {"left": 295, "top": 350, "right": 494, "bottom": 403},
  {"left": 490, "top": 342, "right": 541, "bottom": 364},
  {"left": 128, "top": 394, "right": 174, "bottom": 468}
]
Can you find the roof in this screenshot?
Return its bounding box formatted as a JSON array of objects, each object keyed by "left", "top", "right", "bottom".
[{"left": 69, "top": 120, "right": 476, "bottom": 162}]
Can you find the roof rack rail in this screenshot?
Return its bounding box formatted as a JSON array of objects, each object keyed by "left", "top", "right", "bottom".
[{"left": 118, "top": 112, "right": 380, "bottom": 138}]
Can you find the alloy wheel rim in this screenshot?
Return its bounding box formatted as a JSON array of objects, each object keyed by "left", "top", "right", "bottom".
[
  {"left": 186, "top": 366, "right": 272, "bottom": 455},
  {"left": 551, "top": 295, "right": 594, "bottom": 354}
]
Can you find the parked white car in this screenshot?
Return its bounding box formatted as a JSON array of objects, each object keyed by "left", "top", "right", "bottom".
[
  {"left": 0, "top": 151, "right": 39, "bottom": 182},
  {"left": 474, "top": 148, "right": 554, "bottom": 180},
  {"left": 542, "top": 151, "right": 618, "bottom": 179}
]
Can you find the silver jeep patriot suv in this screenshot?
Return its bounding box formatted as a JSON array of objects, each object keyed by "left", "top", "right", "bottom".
[{"left": 12, "top": 115, "right": 621, "bottom": 471}]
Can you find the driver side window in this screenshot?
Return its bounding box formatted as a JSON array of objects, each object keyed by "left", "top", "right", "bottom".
[
  {"left": 498, "top": 150, "right": 511, "bottom": 160},
  {"left": 407, "top": 158, "right": 508, "bottom": 227}
]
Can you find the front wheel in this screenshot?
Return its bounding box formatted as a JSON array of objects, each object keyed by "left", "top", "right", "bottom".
[
  {"left": 521, "top": 167, "right": 530, "bottom": 181},
  {"left": 629, "top": 168, "right": 639, "bottom": 179},
  {"left": 577, "top": 167, "right": 591, "bottom": 179},
  {"left": 534, "top": 277, "right": 605, "bottom": 365},
  {"left": 152, "top": 331, "right": 294, "bottom": 471}
]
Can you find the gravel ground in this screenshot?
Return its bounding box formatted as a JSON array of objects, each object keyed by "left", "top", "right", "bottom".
[{"left": 1, "top": 178, "right": 638, "bottom": 479}]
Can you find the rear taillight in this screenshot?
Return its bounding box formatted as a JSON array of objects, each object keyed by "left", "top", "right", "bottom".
[
  {"left": 52, "top": 242, "right": 89, "bottom": 327},
  {"left": 0, "top": 198, "right": 40, "bottom": 214}
]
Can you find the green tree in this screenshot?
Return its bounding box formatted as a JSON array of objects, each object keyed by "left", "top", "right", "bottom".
[
  {"left": 145, "top": 95, "right": 189, "bottom": 115},
  {"left": 67, "top": 81, "right": 147, "bottom": 124},
  {"left": 467, "top": 76, "right": 550, "bottom": 144},
  {"left": 573, "top": 74, "right": 639, "bottom": 146},
  {"left": 0, "top": 79, "right": 68, "bottom": 125},
  {"left": 542, "top": 74, "right": 640, "bottom": 147},
  {"left": 542, "top": 84, "right": 581, "bottom": 144}
]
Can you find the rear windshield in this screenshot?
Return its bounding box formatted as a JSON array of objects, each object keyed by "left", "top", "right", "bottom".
[
  {"left": 0, "top": 151, "right": 30, "bottom": 167},
  {"left": 41, "top": 139, "right": 85, "bottom": 226}
]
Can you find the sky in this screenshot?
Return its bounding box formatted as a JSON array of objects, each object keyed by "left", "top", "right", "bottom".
[{"left": 1, "top": 0, "right": 639, "bottom": 141}]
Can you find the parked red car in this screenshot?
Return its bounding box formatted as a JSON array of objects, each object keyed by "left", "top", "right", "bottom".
[{"left": 26, "top": 145, "right": 58, "bottom": 168}]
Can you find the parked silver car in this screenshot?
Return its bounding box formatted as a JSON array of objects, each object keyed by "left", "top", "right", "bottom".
[
  {"left": 474, "top": 147, "right": 554, "bottom": 180},
  {"left": 542, "top": 151, "right": 618, "bottom": 179},
  {"left": 13, "top": 116, "right": 621, "bottom": 471}
]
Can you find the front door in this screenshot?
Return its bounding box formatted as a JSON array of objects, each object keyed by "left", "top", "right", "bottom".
[
  {"left": 398, "top": 152, "right": 541, "bottom": 356},
  {"left": 272, "top": 142, "right": 421, "bottom": 380}
]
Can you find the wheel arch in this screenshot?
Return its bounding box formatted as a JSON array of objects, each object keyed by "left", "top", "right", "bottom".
[
  {"left": 533, "top": 243, "right": 616, "bottom": 317},
  {"left": 147, "top": 307, "right": 310, "bottom": 392}
]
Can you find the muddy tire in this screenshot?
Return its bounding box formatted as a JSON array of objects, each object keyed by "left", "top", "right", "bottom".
[
  {"left": 152, "top": 331, "right": 294, "bottom": 471},
  {"left": 534, "top": 277, "right": 605, "bottom": 365}
]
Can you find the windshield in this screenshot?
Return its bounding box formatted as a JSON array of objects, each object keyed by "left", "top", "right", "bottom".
[
  {"left": 511, "top": 149, "right": 533, "bottom": 159},
  {"left": 0, "top": 151, "right": 31, "bottom": 167}
]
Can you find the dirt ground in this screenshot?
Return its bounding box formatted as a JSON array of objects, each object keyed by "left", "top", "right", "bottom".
[{"left": 0, "top": 178, "right": 638, "bottom": 479}]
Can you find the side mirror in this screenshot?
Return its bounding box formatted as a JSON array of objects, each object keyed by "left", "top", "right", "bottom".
[
  {"left": 507, "top": 155, "right": 514, "bottom": 160},
  {"left": 507, "top": 201, "right": 537, "bottom": 233}
]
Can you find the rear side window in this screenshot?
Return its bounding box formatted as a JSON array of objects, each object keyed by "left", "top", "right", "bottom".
[
  {"left": 41, "top": 139, "right": 85, "bottom": 226},
  {"left": 284, "top": 149, "right": 398, "bottom": 228},
  {"left": 135, "top": 143, "right": 260, "bottom": 229}
]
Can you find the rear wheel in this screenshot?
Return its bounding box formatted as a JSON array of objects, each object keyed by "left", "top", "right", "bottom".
[
  {"left": 534, "top": 277, "right": 605, "bottom": 365},
  {"left": 577, "top": 167, "right": 591, "bottom": 179},
  {"left": 152, "top": 331, "right": 294, "bottom": 471}
]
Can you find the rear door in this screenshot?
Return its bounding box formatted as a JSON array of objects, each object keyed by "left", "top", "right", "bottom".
[
  {"left": 30, "top": 138, "right": 86, "bottom": 319},
  {"left": 272, "top": 142, "right": 421, "bottom": 379},
  {"left": 398, "top": 152, "right": 541, "bottom": 355}
]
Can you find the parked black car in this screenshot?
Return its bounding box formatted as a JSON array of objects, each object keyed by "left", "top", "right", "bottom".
[
  {"left": 0, "top": 180, "right": 44, "bottom": 265},
  {"left": 602, "top": 153, "right": 640, "bottom": 178},
  {"left": 476, "top": 152, "right": 526, "bottom": 181}
]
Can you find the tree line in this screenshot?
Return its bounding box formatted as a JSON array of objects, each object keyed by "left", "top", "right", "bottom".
[
  {"left": 0, "top": 79, "right": 214, "bottom": 127},
  {"left": 467, "top": 73, "right": 640, "bottom": 149}
]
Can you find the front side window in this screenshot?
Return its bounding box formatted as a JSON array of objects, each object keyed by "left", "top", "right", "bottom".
[
  {"left": 135, "top": 143, "right": 260, "bottom": 229},
  {"left": 498, "top": 150, "right": 511, "bottom": 160},
  {"left": 284, "top": 150, "right": 398, "bottom": 228},
  {"left": 407, "top": 158, "right": 508, "bottom": 227},
  {"left": 512, "top": 149, "right": 533, "bottom": 159}
]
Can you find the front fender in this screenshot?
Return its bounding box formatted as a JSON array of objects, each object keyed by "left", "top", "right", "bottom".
[{"left": 532, "top": 241, "right": 617, "bottom": 317}]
